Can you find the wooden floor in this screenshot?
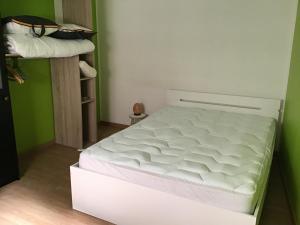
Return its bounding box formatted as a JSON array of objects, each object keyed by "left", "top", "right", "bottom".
[{"left": 0, "top": 125, "right": 295, "bottom": 225}]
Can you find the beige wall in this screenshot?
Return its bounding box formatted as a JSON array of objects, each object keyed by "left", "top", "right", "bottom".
[
  {"left": 96, "top": 0, "right": 297, "bottom": 125},
  {"left": 54, "top": 0, "right": 63, "bottom": 23}
]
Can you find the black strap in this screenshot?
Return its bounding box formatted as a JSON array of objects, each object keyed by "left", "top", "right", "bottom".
[{"left": 32, "top": 25, "right": 45, "bottom": 38}]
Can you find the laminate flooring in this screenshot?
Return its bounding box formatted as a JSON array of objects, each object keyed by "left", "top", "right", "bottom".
[{"left": 0, "top": 125, "right": 294, "bottom": 225}]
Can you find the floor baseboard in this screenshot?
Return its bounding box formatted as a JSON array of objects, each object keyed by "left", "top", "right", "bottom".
[
  {"left": 18, "top": 139, "right": 56, "bottom": 175},
  {"left": 99, "top": 121, "right": 129, "bottom": 129},
  {"left": 277, "top": 156, "right": 299, "bottom": 225},
  {"left": 19, "top": 139, "right": 56, "bottom": 157}
]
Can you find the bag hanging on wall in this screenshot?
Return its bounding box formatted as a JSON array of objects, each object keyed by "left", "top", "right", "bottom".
[{"left": 2, "top": 15, "right": 59, "bottom": 37}]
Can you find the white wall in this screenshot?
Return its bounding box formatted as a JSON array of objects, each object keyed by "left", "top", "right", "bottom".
[{"left": 96, "top": 0, "right": 297, "bottom": 125}]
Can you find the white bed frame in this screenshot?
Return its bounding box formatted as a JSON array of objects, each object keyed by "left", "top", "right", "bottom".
[{"left": 70, "top": 90, "right": 282, "bottom": 225}]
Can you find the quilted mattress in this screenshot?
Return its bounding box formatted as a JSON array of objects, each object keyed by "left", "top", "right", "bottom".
[{"left": 79, "top": 106, "right": 276, "bottom": 213}]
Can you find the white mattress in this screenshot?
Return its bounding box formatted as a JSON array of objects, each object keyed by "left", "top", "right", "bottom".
[{"left": 79, "top": 106, "right": 276, "bottom": 214}]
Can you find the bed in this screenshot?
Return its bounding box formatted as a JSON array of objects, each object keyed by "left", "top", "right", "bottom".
[{"left": 70, "top": 90, "right": 282, "bottom": 225}]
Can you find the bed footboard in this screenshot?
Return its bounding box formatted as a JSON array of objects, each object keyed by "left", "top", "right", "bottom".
[{"left": 70, "top": 163, "right": 260, "bottom": 225}]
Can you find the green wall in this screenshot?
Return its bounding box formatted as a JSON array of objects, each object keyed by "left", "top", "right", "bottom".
[
  {"left": 282, "top": 2, "right": 300, "bottom": 224},
  {"left": 0, "top": 0, "right": 55, "bottom": 153}
]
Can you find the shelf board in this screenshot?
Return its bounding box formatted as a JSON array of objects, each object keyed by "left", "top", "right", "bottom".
[
  {"left": 5, "top": 54, "right": 95, "bottom": 60},
  {"left": 5, "top": 53, "right": 22, "bottom": 58},
  {"left": 80, "top": 77, "right": 95, "bottom": 81},
  {"left": 81, "top": 98, "right": 95, "bottom": 104}
]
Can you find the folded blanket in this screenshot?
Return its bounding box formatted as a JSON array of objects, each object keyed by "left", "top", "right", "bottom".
[
  {"left": 79, "top": 61, "right": 97, "bottom": 78},
  {"left": 5, "top": 34, "right": 95, "bottom": 58}
]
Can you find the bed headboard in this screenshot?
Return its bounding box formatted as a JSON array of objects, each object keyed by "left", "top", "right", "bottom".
[{"left": 167, "top": 90, "right": 282, "bottom": 120}]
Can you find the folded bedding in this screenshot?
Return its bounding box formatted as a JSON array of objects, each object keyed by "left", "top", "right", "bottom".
[
  {"left": 5, "top": 34, "right": 95, "bottom": 58},
  {"left": 3, "top": 15, "right": 59, "bottom": 37},
  {"left": 79, "top": 61, "right": 97, "bottom": 78}
]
